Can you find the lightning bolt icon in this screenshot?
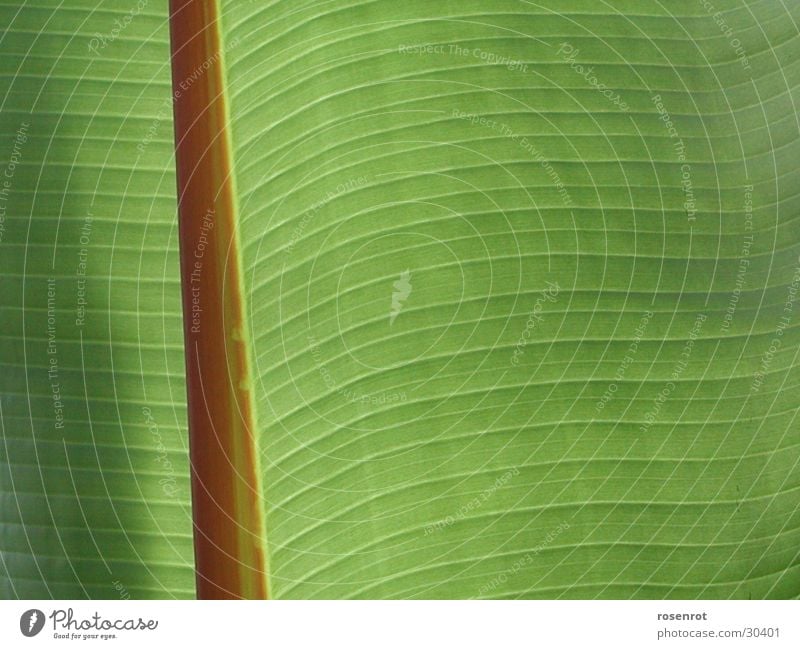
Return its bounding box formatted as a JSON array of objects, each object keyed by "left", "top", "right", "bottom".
[{"left": 28, "top": 611, "right": 37, "bottom": 632}]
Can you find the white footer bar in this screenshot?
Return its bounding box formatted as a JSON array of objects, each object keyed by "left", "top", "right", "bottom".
[{"left": 1, "top": 600, "right": 796, "bottom": 648}]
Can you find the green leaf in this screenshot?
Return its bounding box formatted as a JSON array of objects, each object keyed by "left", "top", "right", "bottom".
[
  {"left": 0, "top": 1, "right": 194, "bottom": 598},
  {"left": 203, "top": 0, "right": 800, "bottom": 598},
  {"left": 3, "top": 0, "right": 800, "bottom": 601}
]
